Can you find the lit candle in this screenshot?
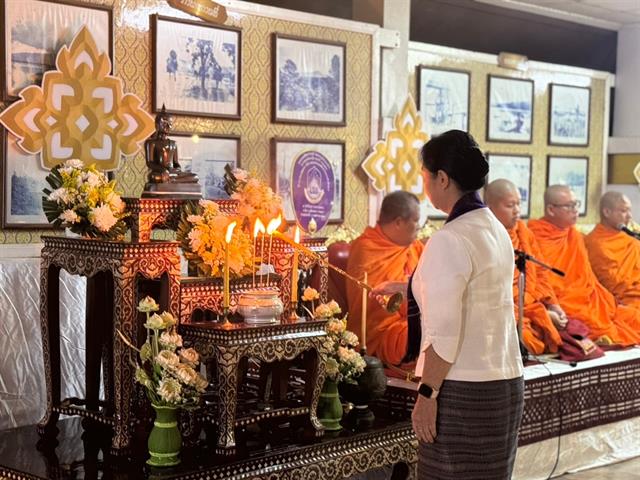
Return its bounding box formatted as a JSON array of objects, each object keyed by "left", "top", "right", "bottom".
[
  {"left": 361, "top": 271, "right": 368, "bottom": 353},
  {"left": 291, "top": 226, "right": 300, "bottom": 303},
  {"left": 252, "top": 218, "right": 265, "bottom": 288},
  {"left": 265, "top": 215, "right": 282, "bottom": 286},
  {"left": 224, "top": 221, "right": 237, "bottom": 313}
]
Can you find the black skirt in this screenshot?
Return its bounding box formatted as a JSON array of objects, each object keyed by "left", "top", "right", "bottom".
[{"left": 418, "top": 376, "right": 525, "bottom": 480}]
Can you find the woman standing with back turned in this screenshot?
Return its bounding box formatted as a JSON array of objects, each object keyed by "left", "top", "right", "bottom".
[{"left": 374, "top": 130, "right": 524, "bottom": 479}]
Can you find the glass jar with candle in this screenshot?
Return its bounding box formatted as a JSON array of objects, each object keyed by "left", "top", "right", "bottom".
[{"left": 237, "top": 290, "right": 284, "bottom": 324}]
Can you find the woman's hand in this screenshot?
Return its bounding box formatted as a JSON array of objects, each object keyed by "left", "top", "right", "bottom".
[
  {"left": 412, "top": 395, "right": 438, "bottom": 443},
  {"left": 369, "top": 280, "right": 407, "bottom": 298}
]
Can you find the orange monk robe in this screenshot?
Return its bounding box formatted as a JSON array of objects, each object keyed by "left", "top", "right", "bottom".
[
  {"left": 585, "top": 224, "right": 640, "bottom": 309},
  {"left": 346, "top": 225, "right": 424, "bottom": 366},
  {"left": 509, "top": 221, "right": 562, "bottom": 354},
  {"left": 528, "top": 219, "right": 640, "bottom": 345}
]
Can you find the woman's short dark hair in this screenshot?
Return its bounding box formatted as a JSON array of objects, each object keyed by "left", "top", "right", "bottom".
[{"left": 420, "top": 130, "right": 489, "bottom": 192}]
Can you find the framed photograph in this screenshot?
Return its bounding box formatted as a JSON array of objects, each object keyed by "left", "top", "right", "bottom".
[
  {"left": 169, "top": 133, "right": 240, "bottom": 199},
  {"left": 487, "top": 154, "right": 533, "bottom": 218},
  {"left": 272, "top": 138, "right": 345, "bottom": 231},
  {"left": 272, "top": 34, "right": 346, "bottom": 126},
  {"left": 417, "top": 66, "right": 470, "bottom": 135},
  {"left": 2, "top": 0, "right": 113, "bottom": 101},
  {"left": 1, "top": 129, "right": 53, "bottom": 228},
  {"left": 152, "top": 15, "right": 241, "bottom": 119},
  {"left": 546, "top": 156, "right": 588, "bottom": 216},
  {"left": 548, "top": 84, "right": 590, "bottom": 146},
  {"left": 487, "top": 75, "right": 534, "bottom": 143}
]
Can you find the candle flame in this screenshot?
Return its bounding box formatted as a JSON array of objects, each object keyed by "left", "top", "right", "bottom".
[
  {"left": 294, "top": 226, "right": 300, "bottom": 243},
  {"left": 225, "top": 221, "right": 237, "bottom": 243},
  {"left": 266, "top": 215, "right": 282, "bottom": 235},
  {"left": 253, "top": 218, "right": 265, "bottom": 237}
]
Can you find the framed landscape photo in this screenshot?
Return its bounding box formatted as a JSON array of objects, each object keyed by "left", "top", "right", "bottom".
[
  {"left": 1, "top": 130, "right": 53, "bottom": 228},
  {"left": 169, "top": 133, "right": 240, "bottom": 200},
  {"left": 272, "top": 138, "right": 345, "bottom": 232},
  {"left": 2, "top": 0, "right": 113, "bottom": 101},
  {"left": 546, "top": 155, "right": 588, "bottom": 216},
  {"left": 152, "top": 15, "right": 241, "bottom": 119},
  {"left": 417, "top": 66, "right": 470, "bottom": 135},
  {"left": 487, "top": 154, "right": 532, "bottom": 218},
  {"left": 549, "top": 84, "right": 590, "bottom": 146},
  {"left": 272, "top": 34, "right": 346, "bottom": 126},
  {"left": 487, "top": 75, "right": 534, "bottom": 143}
]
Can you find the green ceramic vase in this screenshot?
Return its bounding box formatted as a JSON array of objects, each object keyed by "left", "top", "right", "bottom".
[
  {"left": 317, "top": 378, "right": 343, "bottom": 431},
  {"left": 147, "top": 404, "right": 181, "bottom": 467}
]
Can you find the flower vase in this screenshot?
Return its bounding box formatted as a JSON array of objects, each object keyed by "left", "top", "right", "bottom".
[
  {"left": 147, "top": 404, "right": 181, "bottom": 467},
  {"left": 317, "top": 378, "right": 343, "bottom": 431}
]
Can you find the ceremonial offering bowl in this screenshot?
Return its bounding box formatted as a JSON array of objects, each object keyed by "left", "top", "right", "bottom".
[{"left": 237, "top": 290, "right": 284, "bottom": 324}]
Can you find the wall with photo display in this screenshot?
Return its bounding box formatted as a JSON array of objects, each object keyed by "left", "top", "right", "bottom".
[
  {"left": 0, "top": 0, "right": 372, "bottom": 244},
  {"left": 409, "top": 42, "right": 609, "bottom": 225}
]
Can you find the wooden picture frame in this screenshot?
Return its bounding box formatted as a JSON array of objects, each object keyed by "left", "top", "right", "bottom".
[
  {"left": 548, "top": 84, "right": 591, "bottom": 147},
  {"left": 271, "top": 137, "right": 345, "bottom": 231},
  {"left": 486, "top": 75, "right": 534, "bottom": 144},
  {"left": 169, "top": 132, "right": 240, "bottom": 200},
  {"left": 1, "top": 0, "right": 113, "bottom": 101},
  {"left": 1, "top": 129, "right": 55, "bottom": 228},
  {"left": 272, "top": 33, "right": 346, "bottom": 126},
  {"left": 546, "top": 155, "right": 589, "bottom": 217},
  {"left": 151, "top": 14, "right": 241, "bottom": 119},
  {"left": 487, "top": 154, "right": 533, "bottom": 218},
  {"left": 416, "top": 65, "right": 470, "bottom": 135}
]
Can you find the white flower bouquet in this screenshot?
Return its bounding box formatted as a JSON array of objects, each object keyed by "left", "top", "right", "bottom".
[
  {"left": 318, "top": 303, "right": 366, "bottom": 384},
  {"left": 42, "top": 159, "right": 128, "bottom": 240},
  {"left": 324, "top": 225, "right": 360, "bottom": 247},
  {"left": 118, "top": 296, "right": 208, "bottom": 408}
]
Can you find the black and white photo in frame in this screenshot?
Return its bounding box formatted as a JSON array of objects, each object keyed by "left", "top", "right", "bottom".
[
  {"left": 487, "top": 75, "right": 534, "bottom": 143},
  {"left": 549, "top": 84, "right": 590, "bottom": 146},
  {"left": 487, "top": 154, "right": 532, "bottom": 218},
  {"left": 417, "top": 66, "right": 470, "bottom": 135},
  {"left": 546, "top": 155, "right": 588, "bottom": 216}
]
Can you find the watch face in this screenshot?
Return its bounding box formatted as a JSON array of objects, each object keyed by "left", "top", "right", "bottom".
[{"left": 419, "top": 383, "right": 434, "bottom": 398}]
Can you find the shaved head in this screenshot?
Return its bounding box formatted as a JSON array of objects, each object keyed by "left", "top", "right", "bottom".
[
  {"left": 485, "top": 179, "right": 521, "bottom": 230},
  {"left": 485, "top": 179, "right": 519, "bottom": 207},
  {"left": 599, "top": 191, "right": 632, "bottom": 230},
  {"left": 544, "top": 184, "right": 572, "bottom": 208},
  {"left": 543, "top": 184, "right": 578, "bottom": 229}
]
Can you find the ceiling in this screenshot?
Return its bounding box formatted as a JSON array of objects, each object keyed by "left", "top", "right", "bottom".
[{"left": 475, "top": 0, "right": 640, "bottom": 30}]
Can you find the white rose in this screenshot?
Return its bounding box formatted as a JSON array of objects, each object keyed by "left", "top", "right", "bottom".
[
  {"left": 160, "top": 330, "right": 183, "bottom": 350},
  {"left": 63, "top": 159, "right": 84, "bottom": 169},
  {"left": 48, "top": 187, "right": 73, "bottom": 204},
  {"left": 156, "top": 350, "right": 180, "bottom": 369},
  {"left": 314, "top": 304, "right": 332, "bottom": 319},
  {"left": 83, "top": 171, "right": 102, "bottom": 188},
  {"left": 106, "top": 191, "right": 125, "bottom": 214},
  {"left": 327, "top": 300, "right": 341, "bottom": 316},
  {"left": 302, "top": 287, "right": 319, "bottom": 302},
  {"left": 179, "top": 348, "right": 199, "bottom": 366},
  {"left": 173, "top": 364, "right": 198, "bottom": 386}
]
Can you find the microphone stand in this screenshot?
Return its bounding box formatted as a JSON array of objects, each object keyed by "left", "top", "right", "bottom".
[{"left": 514, "top": 250, "right": 576, "bottom": 367}]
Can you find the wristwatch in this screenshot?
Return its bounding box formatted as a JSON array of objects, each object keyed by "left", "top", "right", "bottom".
[{"left": 418, "top": 383, "right": 440, "bottom": 399}]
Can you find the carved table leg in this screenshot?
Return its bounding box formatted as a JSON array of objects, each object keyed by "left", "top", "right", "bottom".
[
  {"left": 109, "top": 276, "right": 134, "bottom": 456},
  {"left": 216, "top": 347, "right": 241, "bottom": 455},
  {"left": 37, "top": 263, "right": 61, "bottom": 439},
  {"left": 302, "top": 345, "right": 327, "bottom": 438}
]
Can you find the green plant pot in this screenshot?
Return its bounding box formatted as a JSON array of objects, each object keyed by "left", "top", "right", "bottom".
[
  {"left": 317, "top": 378, "right": 343, "bottom": 431},
  {"left": 147, "top": 404, "right": 181, "bottom": 467}
]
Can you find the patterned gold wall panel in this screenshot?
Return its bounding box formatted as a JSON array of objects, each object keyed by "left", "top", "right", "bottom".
[
  {"left": 0, "top": 0, "right": 371, "bottom": 243},
  {"left": 408, "top": 49, "right": 606, "bottom": 225}
]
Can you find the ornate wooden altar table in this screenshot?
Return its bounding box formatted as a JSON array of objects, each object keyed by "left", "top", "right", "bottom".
[
  {"left": 38, "top": 236, "right": 181, "bottom": 456},
  {"left": 180, "top": 319, "right": 330, "bottom": 455}
]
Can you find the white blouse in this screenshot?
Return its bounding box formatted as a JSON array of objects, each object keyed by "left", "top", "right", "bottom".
[{"left": 412, "top": 207, "right": 523, "bottom": 382}]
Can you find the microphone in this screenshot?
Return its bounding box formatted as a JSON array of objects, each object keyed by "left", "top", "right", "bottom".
[{"left": 617, "top": 224, "right": 640, "bottom": 239}]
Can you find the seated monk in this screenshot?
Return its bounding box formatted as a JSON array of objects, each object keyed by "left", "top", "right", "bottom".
[
  {"left": 528, "top": 185, "right": 640, "bottom": 346},
  {"left": 485, "top": 179, "right": 563, "bottom": 354},
  {"left": 346, "top": 191, "right": 424, "bottom": 367},
  {"left": 585, "top": 191, "right": 640, "bottom": 309}
]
